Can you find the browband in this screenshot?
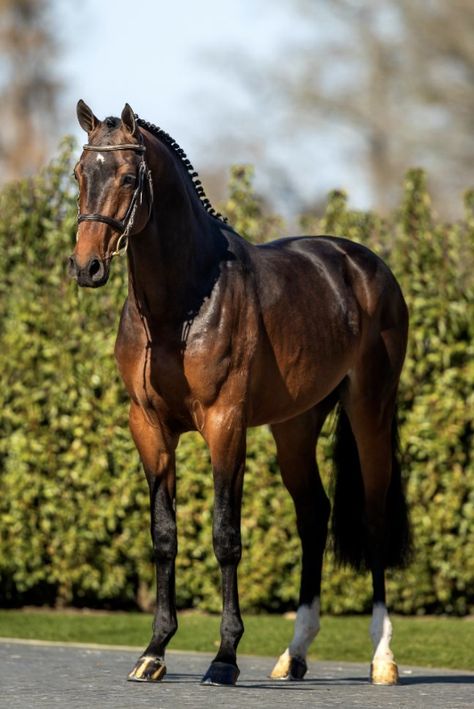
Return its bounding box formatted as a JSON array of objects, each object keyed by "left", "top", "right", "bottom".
[{"left": 82, "top": 143, "right": 146, "bottom": 153}]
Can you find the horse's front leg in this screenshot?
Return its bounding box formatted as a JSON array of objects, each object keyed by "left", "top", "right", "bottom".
[
  {"left": 201, "top": 408, "right": 246, "bottom": 686},
  {"left": 127, "top": 402, "right": 179, "bottom": 683}
]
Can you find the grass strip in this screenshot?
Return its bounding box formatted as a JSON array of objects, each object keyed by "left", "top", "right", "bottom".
[{"left": 0, "top": 610, "right": 472, "bottom": 671}]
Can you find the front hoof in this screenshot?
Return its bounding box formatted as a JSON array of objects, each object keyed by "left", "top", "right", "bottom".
[
  {"left": 127, "top": 655, "right": 167, "bottom": 682},
  {"left": 201, "top": 661, "right": 240, "bottom": 686},
  {"left": 270, "top": 649, "right": 307, "bottom": 681},
  {"left": 370, "top": 660, "right": 399, "bottom": 685}
]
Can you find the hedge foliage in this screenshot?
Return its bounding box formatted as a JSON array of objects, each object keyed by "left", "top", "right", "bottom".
[{"left": 0, "top": 140, "right": 472, "bottom": 614}]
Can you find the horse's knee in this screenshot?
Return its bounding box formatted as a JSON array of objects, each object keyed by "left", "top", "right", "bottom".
[
  {"left": 152, "top": 533, "right": 177, "bottom": 563},
  {"left": 149, "top": 480, "right": 177, "bottom": 562},
  {"left": 151, "top": 511, "right": 177, "bottom": 562},
  {"left": 213, "top": 524, "right": 242, "bottom": 566}
]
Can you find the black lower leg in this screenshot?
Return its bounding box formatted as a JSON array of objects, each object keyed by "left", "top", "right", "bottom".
[
  {"left": 366, "top": 512, "right": 387, "bottom": 605},
  {"left": 128, "top": 476, "right": 177, "bottom": 682},
  {"left": 147, "top": 477, "right": 178, "bottom": 655},
  {"left": 216, "top": 563, "right": 244, "bottom": 662},
  {"left": 202, "top": 487, "right": 243, "bottom": 685},
  {"left": 297, "top": 486, "right": 330, "bottom": 606},
  {"left": 371, "top": 560, "right": 386, "bottom": 605}
]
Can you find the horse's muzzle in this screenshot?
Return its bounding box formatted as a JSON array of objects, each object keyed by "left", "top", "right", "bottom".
[{"left": 68, "top": 254, "right": 109, "bottom": 288}]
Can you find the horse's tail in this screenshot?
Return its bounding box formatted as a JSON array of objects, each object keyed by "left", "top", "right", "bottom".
[{"left": 331, "top": 406, "right": 411, "bottom": 570}]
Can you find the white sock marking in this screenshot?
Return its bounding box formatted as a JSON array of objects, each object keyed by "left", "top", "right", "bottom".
[
  {"left": 370, "top": 603, "right": 394, "bottom": 662},
  {"left": 289, "top": 597, "right": 320, "bottom": 659}
]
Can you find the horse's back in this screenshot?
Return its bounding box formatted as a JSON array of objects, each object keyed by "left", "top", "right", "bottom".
[{"left": 250, "top": 234, "right": 407, "bottom": 334}]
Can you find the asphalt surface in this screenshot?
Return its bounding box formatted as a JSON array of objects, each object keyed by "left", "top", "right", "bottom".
[{"left": 0, "top": 639, "right": 473, "bottom": 709}]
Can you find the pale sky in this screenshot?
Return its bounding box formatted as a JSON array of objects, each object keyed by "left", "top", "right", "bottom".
[
  {"left": 56, "top": 1, "right": 305, "bottom": 139},
  {"left": 54, "top": 0, "right": 368, "bottom": 217}
]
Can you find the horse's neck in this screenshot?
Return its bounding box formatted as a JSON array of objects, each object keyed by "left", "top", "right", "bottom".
[
  {"left": 126, "top": 207, "right": 223, "bottom": 327},
  {"left": 127, "top": 133, "right": 228, "bottom": 325}
]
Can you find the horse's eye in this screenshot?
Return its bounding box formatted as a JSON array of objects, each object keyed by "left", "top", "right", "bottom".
[{"left": 122, "top": 174, "right": 136, "bottom": 186}]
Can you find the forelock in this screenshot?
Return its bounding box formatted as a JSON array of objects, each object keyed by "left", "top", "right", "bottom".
[{"left": 93, "top": 116, "right": 122, "bottom": 145}]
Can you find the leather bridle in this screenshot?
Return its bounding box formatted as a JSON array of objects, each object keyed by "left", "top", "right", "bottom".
[{"left": 77, "top": 139, "right": 154, "bottom": 257}]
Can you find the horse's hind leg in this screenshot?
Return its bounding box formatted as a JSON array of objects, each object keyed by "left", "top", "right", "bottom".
[
  {"left": 344, "top": 402, "right": 399, "bottom": 683},
  {"left": 338, "top": 368, "right": 409, "bottom": 685},
  {"left": 269, "top": 396, "right": 336, "bottom": 681}
]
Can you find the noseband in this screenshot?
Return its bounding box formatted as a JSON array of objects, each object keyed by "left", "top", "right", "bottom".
[{"left": 77, "top": 140, "right": 154, "bottom": 257}]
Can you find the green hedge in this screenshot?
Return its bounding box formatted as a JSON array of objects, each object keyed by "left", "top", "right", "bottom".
[{"left": 0, "top": 140, "right": 472, "bottom": 614}]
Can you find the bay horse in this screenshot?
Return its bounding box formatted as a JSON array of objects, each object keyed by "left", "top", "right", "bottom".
[{"left": 69, "top": 101, "right": 411, "bottom": 687}]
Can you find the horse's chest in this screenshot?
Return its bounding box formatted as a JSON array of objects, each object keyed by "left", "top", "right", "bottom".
[
  {"left": 117, "top": 338, "right": 230, "bottom": 424},
  {"left": 118, "top": 343, "right": 184, "bottom": 407}
]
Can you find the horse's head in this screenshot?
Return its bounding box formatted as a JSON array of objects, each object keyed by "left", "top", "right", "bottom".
[{"left": 69, "top": 100, "right": 153, "bottom": 287}]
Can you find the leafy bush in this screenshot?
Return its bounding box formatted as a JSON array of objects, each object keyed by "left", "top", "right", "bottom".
[{"left": 0, "top": 145, "right": 472, "bottom": 614}]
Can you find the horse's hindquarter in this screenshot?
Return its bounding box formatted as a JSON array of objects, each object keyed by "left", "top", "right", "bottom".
[{"left": 247, "top": 236, "right": 404, "bottom": 425}]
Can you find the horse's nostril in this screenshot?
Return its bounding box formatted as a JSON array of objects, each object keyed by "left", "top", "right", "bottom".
[{"left": 89, "top": 259, "right": 102, "bottom": 278}]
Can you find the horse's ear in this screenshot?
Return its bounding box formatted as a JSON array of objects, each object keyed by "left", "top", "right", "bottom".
[
  {"left": 121, "top": 103, "right": 137, "bottom": 136},
  {"left": 77, "top": 99, "right": 99, "bottom": 133}
]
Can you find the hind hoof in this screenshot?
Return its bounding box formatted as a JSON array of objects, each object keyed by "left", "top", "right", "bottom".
[
  {"left": 201, "top": 661, "right": 240, "bottom": 686},
  {"left": 370, "top": 660, "right": 399, "bottom": 685},
  {"left": 127, "top": 655, "right": 167, "bottom": 682},
  {"left": 270, "top": 649, "right": 307, "bottom": 681}
]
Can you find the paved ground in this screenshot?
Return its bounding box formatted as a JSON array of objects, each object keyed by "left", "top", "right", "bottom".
[{"left": 0, "top": 639, "right": 473, "bottom": 709}]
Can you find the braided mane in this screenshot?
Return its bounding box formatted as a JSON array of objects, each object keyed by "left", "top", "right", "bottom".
[{"left": 136, "top": 117, "right": 228, "bottom": 224}]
